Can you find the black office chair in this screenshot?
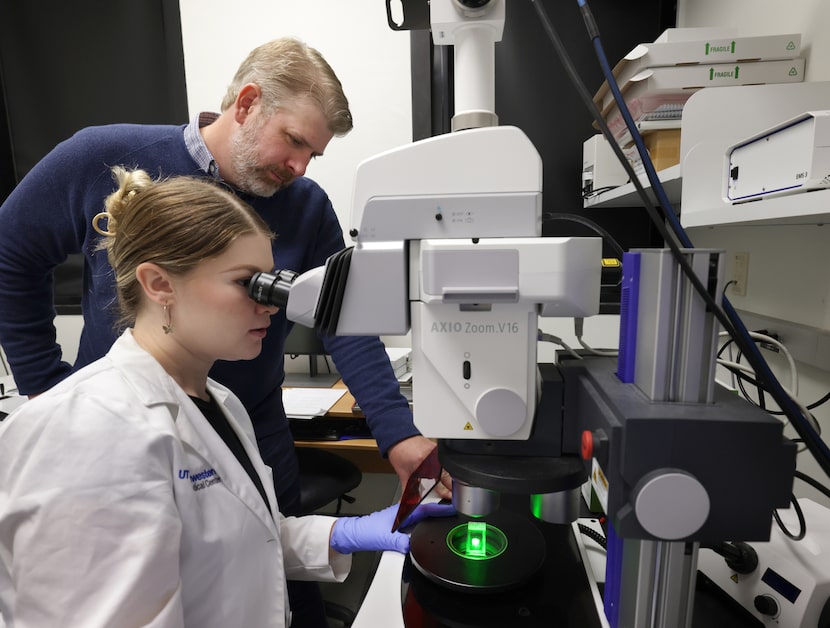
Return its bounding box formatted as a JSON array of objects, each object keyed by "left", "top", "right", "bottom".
[
  {"left": 296, "top": 447, "right": 363, "bottom": 627},
  {"left": 296, "top": 446, "right": 363, "bottom": 515}
]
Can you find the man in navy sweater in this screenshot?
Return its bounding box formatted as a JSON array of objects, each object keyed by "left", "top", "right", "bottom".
[{"left": 0, "top": 37, "right": 445, "bottom": 627}]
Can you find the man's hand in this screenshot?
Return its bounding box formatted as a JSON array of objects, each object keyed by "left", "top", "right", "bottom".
[{"left": 387, "top": 436, "right": 452, "bottom": 499}]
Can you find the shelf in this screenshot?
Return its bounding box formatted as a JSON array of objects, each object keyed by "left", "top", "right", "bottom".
[
  {"left": 585, "top": 84, "right": 830, "bottom": 225},
  {"left": 678, "top": 82, "right": 830, "bottom": 227},
  {"left": 583, "top": 165, "right": 681, "bottom": 209},
  {"left": 683, "top": 187, "right": 830, "bottom": 228}
]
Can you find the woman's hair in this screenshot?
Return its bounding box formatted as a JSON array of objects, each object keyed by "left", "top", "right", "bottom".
[
  {"left": 96, "top": 166, "right": 274, "bottom": 327},
  {"left": 220, "top": 37, "right": 353, "bottom": 137}
]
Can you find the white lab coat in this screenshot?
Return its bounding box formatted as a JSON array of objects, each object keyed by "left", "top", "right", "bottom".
[{"left": 0, "top": 330, "right": 350, "bottom": 627}]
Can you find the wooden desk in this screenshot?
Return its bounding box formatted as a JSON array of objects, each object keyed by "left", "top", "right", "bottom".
[
  {"left": 294, "top": 438, "right": 394, "bottom": 474},
  {"left": 324, "top": 380, "right": 361, "bottom": 417},
  {"left": 291, "top": 381, "right": 395, "bottom": 475}
]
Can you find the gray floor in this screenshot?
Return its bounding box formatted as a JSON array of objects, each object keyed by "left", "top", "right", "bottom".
[{"left": 313, "top": 472, "right": 402, "bottom": 627}]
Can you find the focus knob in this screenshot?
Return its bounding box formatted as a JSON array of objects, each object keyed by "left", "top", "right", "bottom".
[
  {"left": 753, "top": 594, "right": 779, "bottom": 617},
  {"left": 633, "top": 469, "right": 710, "bottom": 539},
  {"left": 476, "top": 388, "right": 526, "bottom": 437}
]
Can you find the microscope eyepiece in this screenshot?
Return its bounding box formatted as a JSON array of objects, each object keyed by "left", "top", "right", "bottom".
[
  {"left": 457, "top": 0, "right": 492, "bottom": 8},
  {"left": 247, "top": 269, "right": 299, "bottom": 309},
  {"left": 453, "top": 0, "right": 495, "bottom": 15}
]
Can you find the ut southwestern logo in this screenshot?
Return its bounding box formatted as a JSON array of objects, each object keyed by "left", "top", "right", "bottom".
[{"left": 179, "top": 467, "right": 222, "bottom": 492}]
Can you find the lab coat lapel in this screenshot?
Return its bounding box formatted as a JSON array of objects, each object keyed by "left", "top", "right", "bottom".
[
  {"left": 207, "top": 382, "right": 280, "bottom": 520},
  {"left": 107, "top": 331, "right": 278, "bottom": 532},
  {"left": 174, "top": 390, "right": 278, "bottom": 533}
]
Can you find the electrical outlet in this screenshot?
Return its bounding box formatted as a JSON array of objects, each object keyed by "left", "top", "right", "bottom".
[{"left": 730, "top": 252, "right": 750, "bottom": 297}]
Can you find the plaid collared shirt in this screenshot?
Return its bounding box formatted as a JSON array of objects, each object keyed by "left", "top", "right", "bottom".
[{"left": 183, "top": 112, "right": 221, "bottom": 178}]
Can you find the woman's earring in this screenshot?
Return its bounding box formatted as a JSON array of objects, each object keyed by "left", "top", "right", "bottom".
[{"left": 163, "top": 303, "right": 174, "bottom": 335}]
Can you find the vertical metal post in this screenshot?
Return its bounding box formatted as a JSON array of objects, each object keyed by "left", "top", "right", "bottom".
[
  {"left": 612, "top": 248, "right": 724, "bottom": 627},
  {"left": 615, "top": 539, "right": 699, "bottom": 628},
  {"left": 632, "top": 249, "right": 724, "bottom": 404}
]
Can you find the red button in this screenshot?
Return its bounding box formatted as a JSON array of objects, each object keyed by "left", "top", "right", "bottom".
[{"left": 581, "top": 430, "right": 594, "bottom": 460}]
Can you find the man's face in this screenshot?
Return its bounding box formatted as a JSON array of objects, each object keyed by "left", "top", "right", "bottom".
[{"left": 229, "top": 98, "right": 334, "bottom": 197}]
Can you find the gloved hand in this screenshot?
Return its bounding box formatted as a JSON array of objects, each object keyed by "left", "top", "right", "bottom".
[
  {"left": 330, "top": 505, "right": 410, "bottom": 554},
  {"left": 398, "top": 502, "right": 457, "bottom": 533}
]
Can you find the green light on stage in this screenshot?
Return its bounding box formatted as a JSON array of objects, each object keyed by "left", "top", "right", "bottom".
[
  {"left": 465, "top": 521, "right": 487, "bottom": 558},
  {"left": 446, "top": 521, "right": 508, "bottom": 561}
]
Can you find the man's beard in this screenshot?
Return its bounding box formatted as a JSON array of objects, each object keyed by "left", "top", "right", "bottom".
[{"left": 229, "top": 118, "right": 294, "bottom": 197}]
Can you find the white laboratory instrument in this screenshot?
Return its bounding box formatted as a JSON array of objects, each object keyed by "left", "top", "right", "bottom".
[
  {"left": 583, "top": 134, "right": 629, "bottom": 195},
  {"left": 699, "top": 498, "right": 830, "bottom": 626},
  {"left": 726, "top": 110, "right": 830, "bottom": 202}
]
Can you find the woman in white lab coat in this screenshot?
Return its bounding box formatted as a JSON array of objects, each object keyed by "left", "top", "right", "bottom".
[{"left": 0, "top": 167, "right": 410, "bottom": 627}]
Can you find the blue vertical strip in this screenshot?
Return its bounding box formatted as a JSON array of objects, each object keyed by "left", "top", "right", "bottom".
[
  {"left": 616, "top": 252, "right": 640, "bottom": 382},
  {"left": 604, "top": 521, "right": 623, "bottom": 627}
]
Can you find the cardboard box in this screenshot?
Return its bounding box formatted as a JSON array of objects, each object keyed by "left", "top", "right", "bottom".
[
  {"left": 645, "top": 129, "right": 681, "bottom": 166},
  {"left": 594, "top": 29, "right": 802, "bottom": 110},
  {"left": 623, "top": 129, "right": 681, "bottom": 174},
  {"left": 598, "top": 57, "right": 805, "bottom": 115},
  {"left": 614, "top": 120, "right": 682, "bottom": 149}
]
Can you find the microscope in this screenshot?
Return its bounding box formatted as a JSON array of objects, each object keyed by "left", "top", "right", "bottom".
[{"left": 249, "top": 1, "right": 796, "bottom": 625}]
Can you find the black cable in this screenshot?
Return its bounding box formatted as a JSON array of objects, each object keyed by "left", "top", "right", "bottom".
[
  {"left": 703, "top": 541, "right": 758, "bottom": 574},
  {"left": 578, "top": 522, "right": 607, "bottom": 550},
  {"left": 807, "top": 391, "right": 830, "bottom": 411},
  {"left": 527, "top": 0, "right": 830, "bottom": 479},
  {"left": 717, "top": 360, "right": 763, "bottom": 391},
  {"left": 725, "top": 347, "right": 757, "bottom": 406},
  {"left": 582, "top": 185, "right": 621, "bottom": 199},
  {"left": 543, "top": 212, "right": 625, "bottom": 262},
  {"left": 773, "top": 494, "right": 806, "bottom": 541},
  {"left": 725, "top": 356, "right": 777, "bottom": 413},
  {"left": 718, "top": 345, "right": 827, "bottom": 423},
  {"left": 794, "top": 469, "right": 830, "bottom": 501},
  {"left": 717, "top": 336, "right": 736, "bottom": 359},
  {"left": 729, "top": 348, "right": 768, "bottom": 412},
  {"left": 810, "top": 391, "right": 830, "bottom": 409},
  {"left": 748, "top": 391, "right": 830, "bottom": 416}
]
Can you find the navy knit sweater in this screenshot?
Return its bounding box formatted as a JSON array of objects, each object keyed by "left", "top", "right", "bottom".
[{"left": 0, "top": 123, "right": 418, "bottom": 512}]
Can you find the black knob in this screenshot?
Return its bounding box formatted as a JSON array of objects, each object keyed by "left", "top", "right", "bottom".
[
  {"left": 724, "top": 541, "right": 758, "bottom": 574},
  {"left": 349, "top": 228, "right": 358, "bottom": 237},
  {"left": 753, "top": 594, "right": 778, "bottom": 617}
]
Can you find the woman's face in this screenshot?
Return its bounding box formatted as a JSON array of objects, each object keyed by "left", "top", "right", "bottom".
[{"left": 169, "top": 233, "right": 278, "bottom": 364}]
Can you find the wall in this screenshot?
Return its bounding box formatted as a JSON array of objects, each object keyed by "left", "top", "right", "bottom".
[
  {"left": 177, "top": 0, "right": 415, "bottom": 358},
  {"left": 677, "top": 0, "right": 830, "bottom": 507},
  {"left": 178, "top": 0, "right": 412, "bottom": 228}
]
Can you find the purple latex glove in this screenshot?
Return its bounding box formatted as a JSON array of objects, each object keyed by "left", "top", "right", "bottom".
[
  {"left": 398, "top": 502, "right": 457, "bottom": 533},
  {"left": 330, "top": 505, "right": 410, "bottom": 554}
]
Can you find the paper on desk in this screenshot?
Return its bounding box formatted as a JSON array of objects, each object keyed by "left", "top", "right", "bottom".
[
  {"left": 282, "top": 387, "right": 346, "bottom": 419},
  {"left": 0, "top": 374, "right": 18, "bottom": 395},
  {"left": 0, "top": 373, "right": 25, "bottom": 416}
]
